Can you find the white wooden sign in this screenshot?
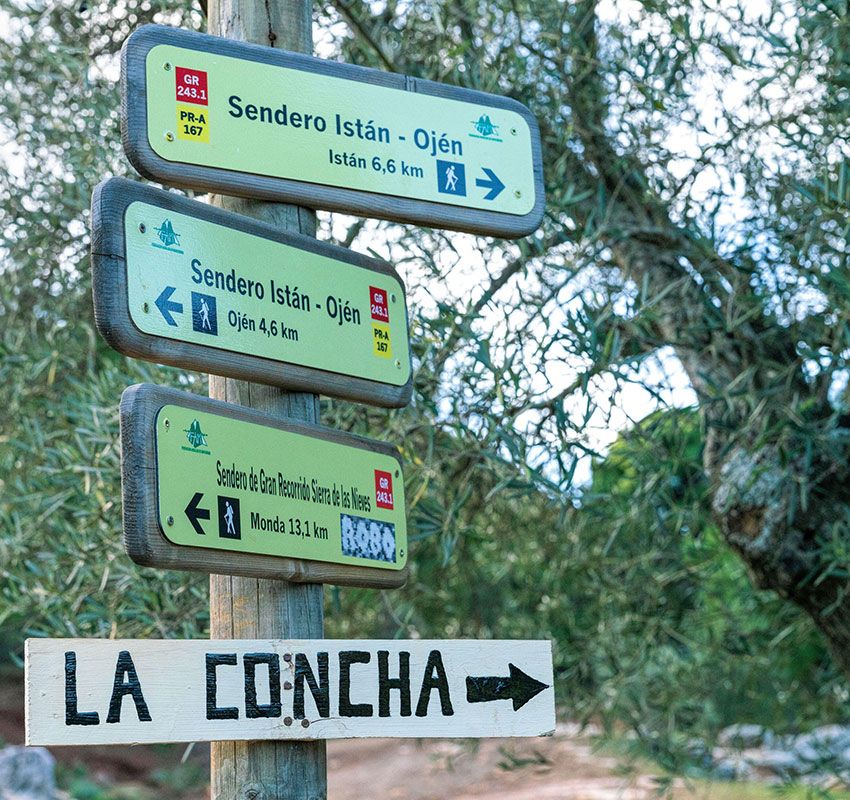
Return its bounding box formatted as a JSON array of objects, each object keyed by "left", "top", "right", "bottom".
[{"left": 26, "top": 639, "right": 554, "bottom": 745}]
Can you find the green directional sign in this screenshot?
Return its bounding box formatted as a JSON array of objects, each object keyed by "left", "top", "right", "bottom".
[
  {"left": 121, "top": 384, "right": 408, "bottom": 586},
  {"left": 92, "top": 178, "right": 412, "bottom": 407},
  {"left": 122, "top": 25, "right": 545, "bottom": 238}
]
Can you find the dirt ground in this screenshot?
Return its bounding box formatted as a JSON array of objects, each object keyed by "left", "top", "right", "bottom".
[
  {"left": 0, "top": 667, "right": 764, "bottom": 800},
  {"left": 326, "top": 728, "right": 658, "bottom": 800}
]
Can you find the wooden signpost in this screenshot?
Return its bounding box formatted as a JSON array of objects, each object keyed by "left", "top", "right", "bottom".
[
  {"left": 121, "top": 383, "right": 407, "bottom": 588},
  {"left": 21, "top": 0, "right": 556, "bottom": 792},
  {"left": 121, "top": 24, "right": 545, "bottom": 239},
  {"left": 91, "top": 178, "right": 412, "bottom": 408},
  {"left": 25, "top": 638, "right": 554, "bottom": 745}
]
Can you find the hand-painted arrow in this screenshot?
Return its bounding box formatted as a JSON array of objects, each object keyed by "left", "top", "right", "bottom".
[
  {"left": 475, "top": 168, "right": 505, "bottom": 201},
  {"left": 184, "top": 492, "right": 210, "bottom": 535},
  {"left": 466, "top": 663, "right": 549, "bottom": 711},
  {"left": 155, "top": 286, "right": 183, "bottom": 327}
]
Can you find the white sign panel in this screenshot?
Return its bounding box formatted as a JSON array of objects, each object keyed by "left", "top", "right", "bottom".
[{"left": 26, "top": 639, "right": 554, "bottom": 745}]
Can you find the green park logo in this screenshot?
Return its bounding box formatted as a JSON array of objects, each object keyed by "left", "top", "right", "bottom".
[
  {"left": 470, "top": 114, "right": 502, "bottom": 142},
  {"left": 182, "top": 419, "right": 210, "bottom": 455},
  {"left": 152, "top": 218, "right": 184, "bottom": 254}
]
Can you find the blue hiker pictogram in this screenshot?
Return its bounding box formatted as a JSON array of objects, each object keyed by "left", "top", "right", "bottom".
[
  {"left": 217, "top": 495, "right": 241, "bottom": 539},
  {"left": 436, "top": 160, "right": 466, "bottom": 196},
  {"left": 191, "top": 292, "right": 217, "bottom": 335}
]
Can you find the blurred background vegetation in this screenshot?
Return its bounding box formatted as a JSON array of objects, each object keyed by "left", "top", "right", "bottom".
[{"left": 2, "top": 0, "right": 850, "bottom": 784}]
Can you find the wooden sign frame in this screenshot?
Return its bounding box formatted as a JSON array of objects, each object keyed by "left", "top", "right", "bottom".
[
  {"left": 91, "top": 177, "right": 413, "bottom": 408},
  {"left": 120, "top": 383, "right": 408, "bottom": 588},
  {"left": 121, "top": 24, "right": 546, "bottom": 239}
]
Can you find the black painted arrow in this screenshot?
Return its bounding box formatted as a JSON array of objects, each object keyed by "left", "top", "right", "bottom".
[
  {"left": 466, "top": 663, "right": 548, "bottom": 711},
  {"left": 184, "top": 492, "right": 210, "bottom": 535},
  {"left": 475, "top": 168, "right": 505, "bottom": 201},
  {"left": 155, "top": 286, "right": 183, "bottom": 327}
]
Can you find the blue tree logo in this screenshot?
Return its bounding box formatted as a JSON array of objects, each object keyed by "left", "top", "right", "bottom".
[
  {"left": 184, "top": 419, "right": 208, "bottom": 449},
  {"left": 471, "top": 114, "right": 502, "bottom": 141},
  {"left": 152, "top": 219, "right": 184, "bottom": 254}
]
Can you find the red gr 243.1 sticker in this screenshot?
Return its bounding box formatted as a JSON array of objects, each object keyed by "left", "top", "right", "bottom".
[
  {"left": 175, "top": 67, "right": 209, "bottom": 106},
  {"left": 370, "top": 286, "right": 389, "bottom": 323},
  {"left": 374, "top": 470, "right": 394, "bottom": 510}
]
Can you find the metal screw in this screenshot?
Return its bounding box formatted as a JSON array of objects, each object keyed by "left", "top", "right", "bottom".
[
  {"left": 142, "top": 302, "right": 150, "bottom": 313},
  {"left": 283, "top": 681, "right": 292, "bottom": 690},
  {"left": 510, "top": 127, "right": 518, "bottom": 135},
  {"left": 394, "top": 469, "right": 400, "bottom": 478},
  {"left": 166, "top": 516, "right": 174, "bottom": 526},
  {"left": 283, "top": 653, "right": 292, "bottom": 662},
  {"left": 301, "top": 719, "right": 310, "bottom": 728},
  {"left": 165, "top": 131, "right": 175, "bottom": 142},
  {"left": 164, "top": 62, "right": 172, "bottom": 71},
  {"left": 164, "top": 419, "right": 170, "bottom": 430},
  {"left": 283, "top": 717, "right": 293, "bottom": 726},
  {"left": 400, "top": 549, "right": 405, "bottom": 557},
  {"left": 395, "top": 359, "right": 401, "bottom": 369},
  {"left": 390, "top": 293, "right": 397, "bottom": 303},
  {"left": 515, "top": 190, "right": 522, "bottom": 198},
  {"left": 139, "top": 223, "right": 146, "bottom": 233}
]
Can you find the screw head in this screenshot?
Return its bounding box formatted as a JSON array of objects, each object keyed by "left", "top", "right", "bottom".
[
  {"left": 390, "top": 293, "right": 397, "bottom": 303},
  {"left": 510, "top": 127, "right": 518, "bottom": 135},
  {"left": 142, "top": 302, "right": 150, "bottom": 313},
  {"left": 164, "top": 62, "right": 172, "bottom": 71},
  {"left": 163, "top": 419, "right": 170, "bottom": 429},
  {"left": 165, "top": 131, "right": 175, "bottom": 142},
  {"left": 514, "top": 190, "right": 522, "bottom": 198},
  {"left": 166, "top": 515, "right": 174, "bottom": 526},
  {"left": 394, "top": 469, "right": 400, "bottom": 478},
  {"left": 395, "top": 359, "right": 402, "bottom": 369},
  {"left": 284, "top": 716, "right": 293, "bottom": 726},
  {"left": 283, "top": 653, "right": 292, "bottom": 662},
  {"left": 138, "top": 223, "right": 146, "bottom": 233},
  {"left": 301, "top": 719, "right": 310, "bottom": 728}
]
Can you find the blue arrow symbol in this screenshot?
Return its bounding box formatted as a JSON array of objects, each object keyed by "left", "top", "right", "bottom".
[
  {"left": 155, "top": 286, "right": 183, "bottom": 327},
  {"left": 475, "top": 168, "right": 505, "bottom": 201}
]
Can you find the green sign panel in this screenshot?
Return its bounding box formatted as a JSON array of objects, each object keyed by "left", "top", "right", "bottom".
[
  {"left": 155, "top": 403, "right": 406, "bottom": 571},
  {"left": 122, "top": 25, "right": 545, "bottom": 238},
  {"left": 126, "top": 201, "right": 409, "bottom": 385},
  {"left": 144, "top": 43, "right": 534, "bottom": 215},
  {"left": 91, "top": 178, "right": 412, "bottom": 407}
]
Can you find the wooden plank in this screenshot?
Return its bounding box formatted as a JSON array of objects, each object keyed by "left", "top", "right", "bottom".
[
  {"left": 120, "top": 383, "right": 408, "bottom": 588},
  {"left": 25, "top": 638, "right": 555, "bottom": 745},
  {"left": 120, "top": 24, "right": 545, "bottom": 239},
  {"left": 91, "top": 177, "right": 412, "bottom": 408},
  {"left": 204, "top": 0, "right": 328, "bottom": 795}
]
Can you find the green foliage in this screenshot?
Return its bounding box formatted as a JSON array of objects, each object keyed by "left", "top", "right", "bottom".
[{"left": 559, "top": 412, "right": 844, "bottom": 751}]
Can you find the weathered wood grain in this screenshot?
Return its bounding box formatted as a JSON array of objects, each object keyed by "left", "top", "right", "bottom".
[
  {"left": 25, "top": 638, "right": 555, "bottom": 745},
  {"left": 120, "top": 24, "right": 546, "bottom": 239},
  {"left": 119, "top": 382, "right": 408, "bottom": 588},
  {"left": 203, "top": 2, "right": 328, "bottom": 794}
]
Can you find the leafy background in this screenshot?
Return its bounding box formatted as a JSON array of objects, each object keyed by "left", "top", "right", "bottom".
[{"left": 1, "top": 0, "right": 849, "bottom": 781}]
